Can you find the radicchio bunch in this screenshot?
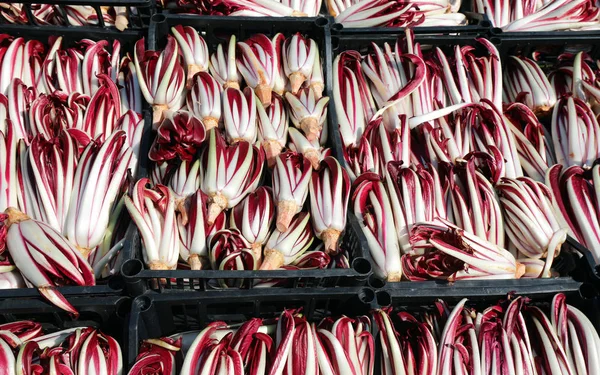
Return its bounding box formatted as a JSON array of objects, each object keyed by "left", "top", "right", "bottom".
[
  {"left": 125, "top": 179, "right": 179, "bottom": 271},
  {"left": 200, "top": 129, "right": 264, "bottom": 225},
  {"left": 230, "top": 186, "right": 275, "bottom": 262},
  {"left": 404, "top": 219, "right": 524, "bottom": 281},
  {"left": 352, "top": 172, "right": 401, "bottom": 281},
  {"left": 282, "top": 33, "right": 317, "bottom": 94},
  {"left": 0, "top": 208, "right": 95, "bottom": 315},
  {"left": 261, "top": 212, "right": 313, "bottom": 271},
  {"left": 496, "top": 177, "right": 568, "bottom": 278},
  {"left": 171, "top": 25, "right": 209, "bottom": 88},
  {"left": 187, "top": 72, "right": 222, "bottom": 130},
  {"left": 134, "top": 37, "right": 185, "bottom": 128},
  {"left": 236, "top": 34, "right": 278, "bottom": 106},
  {"left": 309, "top": 157, "right": 350, "bottom": 254},
  {"left": 272, "top": 151, "right": 312, "bottom": 233}
]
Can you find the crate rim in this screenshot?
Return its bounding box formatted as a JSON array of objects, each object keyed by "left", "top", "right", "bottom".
[
  {"left": 122, "top": 14, "right": 375, "bottom": 295},
  {"left": 121, "top": 213, "right": 374, "bottom": 294},
  {"left": 0, "top": 23, "right": 146, "bottom": 37},
  {"left": 326, "top": 31, "right": 600, "bottom": 294},
  {"left": 126, "top": 282, "right": 600, "bottom": 374},
  {"left": 149, "top": 12, "right": 332, "bottom": 23},
  {"left": 491, "top": 27, "right": 600, "bottom": 38}
]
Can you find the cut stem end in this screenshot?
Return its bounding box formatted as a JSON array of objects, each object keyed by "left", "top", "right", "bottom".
[
  {"left": 207, "top": 193, "right": 228, "bottom": 225},
  {"left": 386, "top": 271, "right": 402, "bottom": 282},
  {"left": 300, "top": 117, "right": 321, "bottom": 142},
  {"left": 259, "top": 248, "right": 284, "bottom": 270},
  {"left": 304, "top": 149, "right": 321, "bottom": 170},
  {"left": 203, "top": 117, "right": 219, "bottom": 131},
  {"left": 276, "top": 200, "right": 298, "bottom": 233},
  {"left": 148, "top": 261, "right": 173, "bottom": 270},
  {"left": 115, "top": 14, "right": 128, "bottom": 31},
  {"left": 188, "top": 254, "right": 202, "bottom": 270},
  {"left": 262, "top": 140, "right": 283, "bottom": 168},
  {"left": 255, "top": 84, "right": 273, "bottom": 107},
  {"left": 251, "top": 242, "right": 263, "bottom": 266},
  {"left": 152, "top": 104, "right": 169, "bottom": 130},
  {"left": 515, "top": 262, "right": 526, "bottom": 279},
  {"left": 224, "top": 81, "right": 240, "bottom": 90},
  {"left": 310, "top": 82, "right": 324, "bottom": 99},
  {"left": 186, "top": 64, "right": 204, "bottom": 89},
  {"left": 4, "top": 207, "right": 29, "bottom": 227},
  {"left": 322, "top": 229, "right": 341, "bottom": 255},
  {"left": 289, "top": 72, "right": 306, "bottom": 94}
]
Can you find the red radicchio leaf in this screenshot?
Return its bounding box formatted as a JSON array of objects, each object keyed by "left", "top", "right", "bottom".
[{"left": 149, "top": 111, "right": 207, "bottom": 162}]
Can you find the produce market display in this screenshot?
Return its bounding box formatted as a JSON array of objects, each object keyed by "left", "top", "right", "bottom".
[
  {"left": 152, "top": 0, "right": 600, "bottom": 29},
  {"left": 334, "top": 30, "right": 600, "bottom": 283},
  {"left": 0, "top": 321, "right": 122, "bottom": 373},
  {"left": 129, "top": 292, "right": 600, "bottom": 375},
  {"left": 126, "top": 24, "right": 358, "bottom": 285},
  {"left": 0, "top": 33, "right": 143, "bottom": 313},
  {"left": 1, "top": 2, "right": 600, "bottom": 374},
  {"left": 0, "top": 4, "right": 142, "bottom": 30},
  {"left": 473, "top": 0, "right": 600, "bottom": 31},
  {"left": 328, "top": 0, "right": 467, "bottom": 28}
]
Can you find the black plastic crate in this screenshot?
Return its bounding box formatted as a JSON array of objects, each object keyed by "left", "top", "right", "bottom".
[
  {"left": 491, "top": 34, "right": 600, "bottom": 280},
  {"left": 0, "top": 293, "right": 130, "bottom": 346},
  {"left": 370, "top": 235, "right": 597, "bottom": 300},
  {"left": 0, "top": 294, "right": 130, "bottom": 373},
  {"left": 125, "top": 287, "right": 375, "bottom": 371},
  {"left": 330, "top": 11, "right": 492, "bottom": 35},
  {"left": 328, "top": 31, "right": 493, "bottom": 167},
  {"left": 379, "top": 279, "right": 600, "bottom": 328},
  {"left": 144, "top": 13, "right": 334, "bottom": 103},
  {"left": 120, "top": 14, "right": 373, "bottom": 294},
  {"left": 492, "top": 27, "right": 600, "bottom": 40},
  {"left": 376, "top": 280, "right": 600, "bottom": 375},
  {"left": 0, "top": 22, "right": 145, "bottom": 55},
  {"left": 126, "top": 283, "right": 600, "bottom": 373},
  {"left": 374, "top": 281, "right": 600, "bottom": 375},
  {"left": 0, "top": 25, "right": 147, "bottom": 300},
  {"left": 157, "top": 0, "right": 331, "bottom": 18},
  {"left": 492, "top": 34, "right": 600, "bottom": 62},
  {"left": 0, "top": 0, "right": 153, "bottom": 29},
  {"left": 329, "top": 32, "right": 600, "bottom": 293},
  {"left": 327, "top": 32, "right": 489, "bottom": 276}
]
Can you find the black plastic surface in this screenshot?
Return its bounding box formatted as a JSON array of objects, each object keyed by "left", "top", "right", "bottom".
[
  {"left": 0, "top": 23, "right": 145, "bottom": 53},
  {"left": 492, "top": 34, "right": 600, "bottom": 62},
  {"left": 492, "top": 27, "right": 600, "bottom": 39},
  {"left": 0, "top": 294, "right": 130, "bottom": 343}
]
